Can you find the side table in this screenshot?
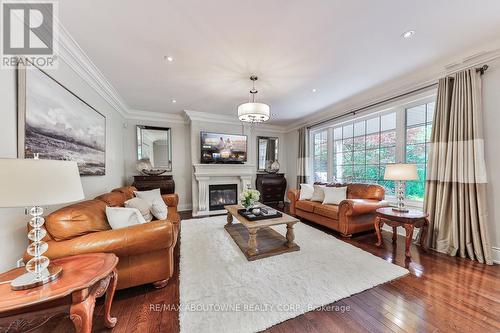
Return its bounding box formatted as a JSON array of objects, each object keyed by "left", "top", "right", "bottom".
[
  {"left": 374, "top": 207, "right": 429, "bottom": 258},
  {"left": 0, "top": 253, "right": 118, "bottom": 333}
]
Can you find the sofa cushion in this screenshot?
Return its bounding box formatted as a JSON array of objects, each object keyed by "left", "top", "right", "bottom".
[
  {"left": 347, "top": 184, "right": 385, "bottom": 201},
  {"left": 313, "top": 204, "right": 339, "bottom": 220},
  {"left": 95, "top": 192, "right": 126, "bottom": 207},
  {"left": 295, "top": 200, "right": 322, "bottom": 213},
  {"left": 45, "top": 199, "right": 111, "bottom": 241}
]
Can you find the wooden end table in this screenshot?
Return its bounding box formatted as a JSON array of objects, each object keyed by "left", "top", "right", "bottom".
[
  {"left": 224, "top": 204, "right": 300, "bottom": 261},
  {"left": 0, "top": 253, "right": 118, "bottom": 333},
  {"left": 374, "top": 207, "right": 429, "bottom": 258}
]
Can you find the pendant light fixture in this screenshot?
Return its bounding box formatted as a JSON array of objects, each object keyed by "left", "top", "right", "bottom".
[{"left": 237, "top": 75, "right": 270, "bottom": 123}]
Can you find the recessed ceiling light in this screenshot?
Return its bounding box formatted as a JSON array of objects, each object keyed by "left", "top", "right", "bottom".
[
  {"left": 312, "top": 88, "right": 317, "bottom": 93},
  {"left": 165, "top": 56, "right": 174, "bottom": 62},
  {"left": 171, "top": 99, "right": 177, "bottom": 103},
  {"left": 402, "top": 30, "right": 415, "bottom": 39}
]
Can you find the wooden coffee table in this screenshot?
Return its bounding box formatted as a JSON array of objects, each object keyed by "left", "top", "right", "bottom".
[
  {"left": 0, "top": 253, "right": 118, "bottom": 333},
  {"left": 374, "top": 207, "right": 429, "bottom": 258},
  {"left": 224, "top": 204, "right": 300, "bottom": 261}
]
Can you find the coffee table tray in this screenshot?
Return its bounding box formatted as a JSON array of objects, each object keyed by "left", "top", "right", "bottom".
[{"left": 237, "top": 208, "right": 282, "bottom": 221}]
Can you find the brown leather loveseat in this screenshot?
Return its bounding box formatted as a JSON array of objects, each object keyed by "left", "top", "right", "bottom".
[
  {"left": 288, "top": 183, "right": 387, "bottom": 237},
  {"left": 25, "top": 186, "right": 180, "bottom": 290}
]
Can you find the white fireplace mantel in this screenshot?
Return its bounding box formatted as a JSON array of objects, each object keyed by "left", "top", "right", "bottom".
[{"left": 192, "top": 164, "right": 255, "bottom": 216}]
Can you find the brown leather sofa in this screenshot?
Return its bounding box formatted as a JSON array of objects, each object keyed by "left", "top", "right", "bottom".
[
  {"left": 25, "top": 186, "right": 180, "bottom": 290},
  {"left": 288, "top": 183, "right": 388, "bottom": 237}
]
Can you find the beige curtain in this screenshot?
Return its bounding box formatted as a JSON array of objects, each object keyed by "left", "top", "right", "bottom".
[
  {"left": 296, "top": 126, "right": 310, "bottom": 187},
  {"left": 424, "top": 68, "right": 492, "bottom": 265}
]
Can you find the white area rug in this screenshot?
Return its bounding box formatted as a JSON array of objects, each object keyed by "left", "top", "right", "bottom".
[{"left": 179, "top": 215, "right": 408, "bottom": 333}]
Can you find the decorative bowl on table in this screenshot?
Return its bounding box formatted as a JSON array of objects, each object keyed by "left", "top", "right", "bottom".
[
  {"left": 141, "top": 169, "right": 167, "bottom": 176},
  {"left": 265, "top": 160, "right": 280, "bottom": 174}
]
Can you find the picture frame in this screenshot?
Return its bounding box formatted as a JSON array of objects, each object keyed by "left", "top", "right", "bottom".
[{"left": 17, "top": 59, "right": 106, "bottom": 176}]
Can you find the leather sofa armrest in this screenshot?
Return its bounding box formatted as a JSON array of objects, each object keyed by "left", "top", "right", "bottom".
[
  {"left": 287, "top": 189, "right": 300, "bottom": 215},
  {"left": 25, "top": 219, "right": 175, "bottom": 262},
  {"left": 162, "top": 194, "right": 178, "bottom": 207},
  {"left": 339, "top": 199, "right": 388, "bottom": 217}
]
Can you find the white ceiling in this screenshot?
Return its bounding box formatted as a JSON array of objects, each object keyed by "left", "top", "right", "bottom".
[{"left": 59, "top": 0, "right": 500, "bottom": 125}]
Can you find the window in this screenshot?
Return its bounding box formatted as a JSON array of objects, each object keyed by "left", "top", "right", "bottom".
[
  {"left": 310, "top": 94, "right": 435, "bottom": 204},
  {"left": 313, "top": 130, "right": 328, "bottom": 182},
  {"left": 332, "top": 113, "right": 397, "bottom": 195},
  {"left": 405, "top": 102, "right": 435, "bottom": 200}
]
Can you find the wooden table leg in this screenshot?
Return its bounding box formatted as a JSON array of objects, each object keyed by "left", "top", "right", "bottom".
[
  {"left": 226, "top": 212, "right": 233, "bottom": 226},
  {"left": 70, "top": 290, "right": 95, "bottom": 333},
  {"left": 247, "top": 228, "right": 259, "bottom": 256},
  {"left": 392, "top": 227, "right": 397, "bottom": 243},
  {"left": 403, "top": 224, "right": 414, "bottom": 258},
  {"left": 103, "top": 269, "right": 118, "bottom": 328},
  {"left": 285, "top": 222, "right": 297, "bottom": 248},
  {"left": 374, "top": 216, "right": 384, "bottom": 247}
]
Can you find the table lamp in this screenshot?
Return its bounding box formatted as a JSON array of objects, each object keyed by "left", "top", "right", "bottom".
[
  {"left": 0, "top": 158, "right": 84, "bottom": 290},
  {"left": 384, "top": 163, "right": 418, "bottom": 213}
]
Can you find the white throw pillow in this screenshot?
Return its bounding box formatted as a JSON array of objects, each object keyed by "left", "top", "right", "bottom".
[
  {"left": 310, "top": 185, "right": 325, "bottom": 202},
  {"left": 105, "top": 206, "right": 146, "bottom": 230},
  {"left": 322, "top": 186, "right": 347, "bottom": 205},
  {"left": 125, "top": 197, "right": 153, "bottom": 222},
  {"left": 134, "top": 189, "right": 168, "bottom": 220},
  {"left": 151, "top": 197, "right": 168, "bottom": 220},
  {"left": 299, "top": 184, "right": 314, "bottom": 200}
]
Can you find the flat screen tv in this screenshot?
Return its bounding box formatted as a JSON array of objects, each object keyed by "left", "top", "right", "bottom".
[{"left": 200, "top": 132, "right": 247, "bottom": 164}]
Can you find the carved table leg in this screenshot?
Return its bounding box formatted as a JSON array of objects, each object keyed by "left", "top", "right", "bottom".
[
  {"left": 104, "top": 269, "right": 118, "bottom": 328},
  {"left": 247, "top": 228, "right": 259, "bottom": 256},
  {"left": 226, "top": 213, "right": 233, "bottom": 226},
  {"left": 392, "top": 227, "right": 398, "bottom": 243},
  {"left": 285, "top": 222, "right": 297, "bottom": 248},
  {"left": 374, "top": 216, "right": 384, "bottom": 247},
  {"left": 70, "top": 291, "right": 95, "bottom": 333},
  {"left": 403, "top": 224, "right": 415, "bottom": 258},
  {"left": 419, "top": 218, "right": 429, "bottom": 251}
]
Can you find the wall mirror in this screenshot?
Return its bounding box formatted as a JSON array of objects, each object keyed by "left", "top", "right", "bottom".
[
  {"left": 257, "top": 136, "right": 279, "bottom": 171},
  {"left": 137, "top": 126, "right": 172, "bottom": 171}
]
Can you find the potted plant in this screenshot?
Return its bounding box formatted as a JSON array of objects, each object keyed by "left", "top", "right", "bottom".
[{"left": 240, "top": 189, "right": 260, "bottom": 212}]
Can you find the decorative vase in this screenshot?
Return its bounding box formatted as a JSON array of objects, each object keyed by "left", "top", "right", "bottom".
[{"left": 265, "top": 160, "right": 280, "bottom": 174}]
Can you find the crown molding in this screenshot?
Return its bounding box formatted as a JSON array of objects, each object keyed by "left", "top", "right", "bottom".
[
  {"left": 127, "top": 109, "right": 188, "bottom": 124},
  {"left": 184, "top": 110, "right": 288, "bottom": 133},
  {"left": 284, "top": 44, "right": 500, "bottom": 133},
  {"left": 57, "top": 23, "right": 130, "bottom": 119}
]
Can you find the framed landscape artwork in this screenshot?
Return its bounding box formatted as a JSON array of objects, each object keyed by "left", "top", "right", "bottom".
[{"left": 17, "top": 61, "right": 106, "bottom": 176}]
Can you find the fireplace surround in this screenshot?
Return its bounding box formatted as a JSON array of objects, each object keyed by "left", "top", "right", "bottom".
[{"left": 192, "top": 164, "right": 254, "bottom": 216}]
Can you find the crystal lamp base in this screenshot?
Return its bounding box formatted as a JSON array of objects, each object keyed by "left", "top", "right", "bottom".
[{"left": 10, "top": 265, "right": 63, "bottom": 291}]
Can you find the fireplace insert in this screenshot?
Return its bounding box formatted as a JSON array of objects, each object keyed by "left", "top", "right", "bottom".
[{"left": 209, "top": 184, "right": 238, "bottom": 211}]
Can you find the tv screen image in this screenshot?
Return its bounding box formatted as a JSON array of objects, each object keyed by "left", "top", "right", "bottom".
[{"left": 200, "top": 132, "right": 247, "bottom": 163}]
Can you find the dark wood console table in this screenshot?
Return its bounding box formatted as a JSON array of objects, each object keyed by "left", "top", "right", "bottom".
[
  {"left": 133, "top": 175, "right": 175, "bottom": 194},
  {"left": 256, "top": 173, "right": 287, "bottom": 206},
  {"left": 0, "top": 253, "right": 118, "bottom": 333}
]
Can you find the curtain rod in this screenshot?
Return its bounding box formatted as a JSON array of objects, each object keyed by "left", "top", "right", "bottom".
[{"left": 307, "top": 65, "right": 489, "bottom": 130}]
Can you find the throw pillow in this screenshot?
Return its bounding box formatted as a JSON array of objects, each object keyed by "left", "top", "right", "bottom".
[
  {"left": 105, "top": 206, "right": 146, "bottom": 230},
  {"left": 310, "top": 185, "right": 326, "bottom": 202},
  {"left": 125, "top": 197, "right": 153, "bottom": 222},
  {"left": 134, "top": 189, "right": 168, "bottom": 220},
  {"left": 298, "top": 184, "right": 314, "bottom": 200},
  {"left": 322, "top": 186, "right": 347, "bottom": 205},
  {"left": 151, "top": 197, "right": 168, "bottom": 220}
]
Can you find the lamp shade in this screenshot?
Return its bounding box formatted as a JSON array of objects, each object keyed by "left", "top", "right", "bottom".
[
  {"left": 0, "top": 159, "right": 84, "bottom": 207},
  {"left": 237, "top": 102, "right": 270, "bottom": 123},
  {"left": 384, "top": 163, "right": 419, "bottom": 181}
]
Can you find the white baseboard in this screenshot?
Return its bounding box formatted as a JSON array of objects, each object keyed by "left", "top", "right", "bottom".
[
  {"left": 492, "top": 247, "right": 500, "bottom": 264},
  {"left": 381, "top": 224, "right": 418, "bottom": 240}
]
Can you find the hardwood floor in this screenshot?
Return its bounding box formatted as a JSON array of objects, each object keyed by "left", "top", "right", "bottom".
[{"left": 45, "top": 206, "right": 500, "bottom": 333}]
